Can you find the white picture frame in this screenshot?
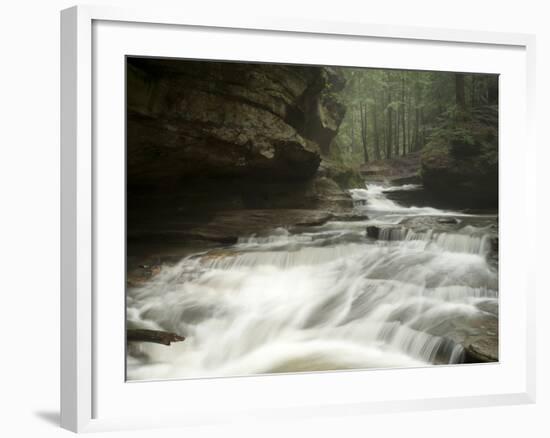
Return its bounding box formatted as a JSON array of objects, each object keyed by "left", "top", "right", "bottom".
[{"left": 60, "top": 4, "right": 537, "bottom": 433}]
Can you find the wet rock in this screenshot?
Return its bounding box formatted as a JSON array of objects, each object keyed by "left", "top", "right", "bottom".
[
  {"left": 384, "top": 185, "right": 496, "bottom": 211},
  {"left": 463, "top": 317, "right": 499, "bottom": 363},
  {"left": 464, "top": 337, "right": 498, "bottom": 363},
  {"left": 365, "top": 225, "right": 406, "bottom": 240},
  {"left": 390, "top": 174, "right": 422, "bottom": 185},
  {"left": 295, "top": 212, "right": 335, "bottom": 227},
  {"left": 366, "top": 226, "right": 380, "bottom": 239},
  {"left": 318, "top": 159, "right": 364, "bottom": 190},
  {"left": 399, "top": 215, "right": 497, "bottom": 234},
  {"left": 361, "top": 165, "right": 387, "bottom": 177},
  {"left": 359, "top": 151, "right": 421, "bottom": 181},
  {"left": 128, "top": 209, "right": 335, "bottom": 246},
  {"left": 127, "top": 329, "right": 185, "bottom": 346},
  {"left": 332, "top": 212, "right": 369, "bottom": 222},
  {"left": 463, "top": 208, "right": 499, "bottom": 215},
  {"left": 437, "top": 217, "right": 458, "bottom": 224},
  {"left": 490, "top": 236, "right": 498, "bottom": 253},
  {"left": 312, "top": 177, "right": 354, "bottom": 212},
  {"left": 422, "top": 314, "right": 498, "bottom": 364},
  {"left": 476, "top": 300, "right": 498, "bottom": 316},
  {"left": 127, "top": 264, "right": 162, "bottom": 287},
  {"left": 420, "top": 108, "right": 498, "bottom": 208},
  {"left": 486, "top": 236, "right": 499, "bottom": 268}
]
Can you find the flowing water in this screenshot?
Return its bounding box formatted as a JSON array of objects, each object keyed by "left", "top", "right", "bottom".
[{"left": 127, "top": 183, "right": 498, "bottom": 380}]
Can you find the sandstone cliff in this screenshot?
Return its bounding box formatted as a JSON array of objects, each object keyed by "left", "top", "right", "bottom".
[
  {"left": 128, "top": 58, "right": 346, "bottom": 185},
  {"left": 127, "top": 58, "right": 353, "bottom": 248}
]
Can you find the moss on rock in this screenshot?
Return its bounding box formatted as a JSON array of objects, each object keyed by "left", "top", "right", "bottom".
[{"left": 421, "top": 107, "right": 498, "bottom": 208}]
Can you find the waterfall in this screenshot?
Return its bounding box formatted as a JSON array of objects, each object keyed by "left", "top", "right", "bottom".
[
  {"left": 373, "top": 227, "right": 491, "bottom": 256},
  {"left": 127, "top": 183, "right": 498, "bottom": 381}
]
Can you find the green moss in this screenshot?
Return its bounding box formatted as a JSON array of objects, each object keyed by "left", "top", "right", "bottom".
[
  {"left": 334, "top": 167, "right": 364, "bottom": 189},
  {"left": 322, "top": 161, "right": 363, "bottom": 189}
]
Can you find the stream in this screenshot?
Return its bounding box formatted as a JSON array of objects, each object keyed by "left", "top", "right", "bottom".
[{"left": 126, "top": 183, "right": 499, "bottom": 380}]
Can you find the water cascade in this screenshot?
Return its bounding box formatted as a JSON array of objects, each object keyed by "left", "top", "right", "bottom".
[{"left": 127, "top": 183, "right": 498, "bottom": 380}]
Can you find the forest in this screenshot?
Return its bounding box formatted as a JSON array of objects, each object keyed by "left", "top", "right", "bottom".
[{"left": 333, "top": 68, "right": 498, "bottom": 166}]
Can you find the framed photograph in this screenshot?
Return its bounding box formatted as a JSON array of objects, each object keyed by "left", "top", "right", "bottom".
[{"left": 61, "top": 5, "right": 536, "bottom": 432}]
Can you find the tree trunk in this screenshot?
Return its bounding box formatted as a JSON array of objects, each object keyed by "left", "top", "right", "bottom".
[
  {"left": 420, "top": 107, "right": 426, "bottom": 149},
  {"left": 407, "top": 93, "right": 412, "bottom": 153},
  {"left": 414, "top": 107, "right": 420, "bottom": 151},
  {"left": 401, "top": 76, "right": 407, "bottom": 156},
  {"left": 373, "top": 96, "right": 381, "bottom": 160},
  {"left": 350, "top": 107, "right": 356, "bottom": 155},
  {"left": 487, "top": 75, "right": 498, "bottom": 105},
  {"left": 386, "top": 90, "right": 393, "bottom": 159},
  {"left": 470, "top": 75, "right": 476, "bottom": 108},
  {"left": 455, "top": 73, "right": 466, "bottom": 111},
  {"left": 395, "top": 102, "right": 400, "bottom": 157},
  {"left": 413, "top": 73, "right": 421, "bottom": 151},
  {"left": 359, "top": 102, "right": 369, "bottom": 163},
  {"left": 387, "top": 109, "right": 393, "bottom": 159}
]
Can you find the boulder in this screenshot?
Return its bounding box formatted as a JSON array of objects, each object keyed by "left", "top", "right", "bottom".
[
  {"left": 318, "top": 158, "right": 364, "bottom": 190},
  {"left": 421, "top": 108, "right": 498, "bottom": 208},
  {"left": 366, "top": 225, "right": 380, "bottom": 239},
  {"left": 464, "top": 337, "right": 498, "bottom": 363},
  {"left": 422, "top": 314, "right": 498, "bottom": 364}
]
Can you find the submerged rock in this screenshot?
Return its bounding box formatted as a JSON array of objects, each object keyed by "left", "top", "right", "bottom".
[
  {"left": 464, "top": 337, "right": 498, "bottom": 363},
  {"left": 422, "top": 314, "right": 498, "bottom": 364},
  {"left": 332, "top": 212, "right": 369, "bottom": 222},
  {"left": 366, "top": 225, "right": 380, "bottom": 239},
  {"left": 437, "top": 217, "right": 459, "bottom": 224},
  {"left": 365, "top": 226, "right": 408, "bottom": 241},
  {"left": 399, "top": 215, "right": 497, "bottom": 234}
]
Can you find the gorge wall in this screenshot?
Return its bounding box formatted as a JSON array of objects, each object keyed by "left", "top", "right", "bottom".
[
  {"left": 126, "top": 58, "right": 354, "bottom": 249},
  {"left": 127, "top": 58, "right": 351, "bottom": 207}
]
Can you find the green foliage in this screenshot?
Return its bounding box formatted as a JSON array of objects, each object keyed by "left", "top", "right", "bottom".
[
  {"left": 421, "top": 102, "right": 498, "bottom": 196},
  {"left": 331, "top": 67, "right": 498, "bottom": 166},
  {"left": 427, "top": 105, "right": 497, "bottom": 152},
  {"left": 321, "top": 158, "right": 364, "bottom": 189}
]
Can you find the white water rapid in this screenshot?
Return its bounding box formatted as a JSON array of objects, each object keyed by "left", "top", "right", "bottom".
[{"left": 127, "top": 183, "right": 498, "bottom": 380}]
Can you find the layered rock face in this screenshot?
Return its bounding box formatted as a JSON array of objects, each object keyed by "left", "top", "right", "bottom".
[
  {"left": 127, "top": 58, "right": 351, "bottom": 247},
  {"left": 127, "top": 58, "right": 346, "bottom": 191}
]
